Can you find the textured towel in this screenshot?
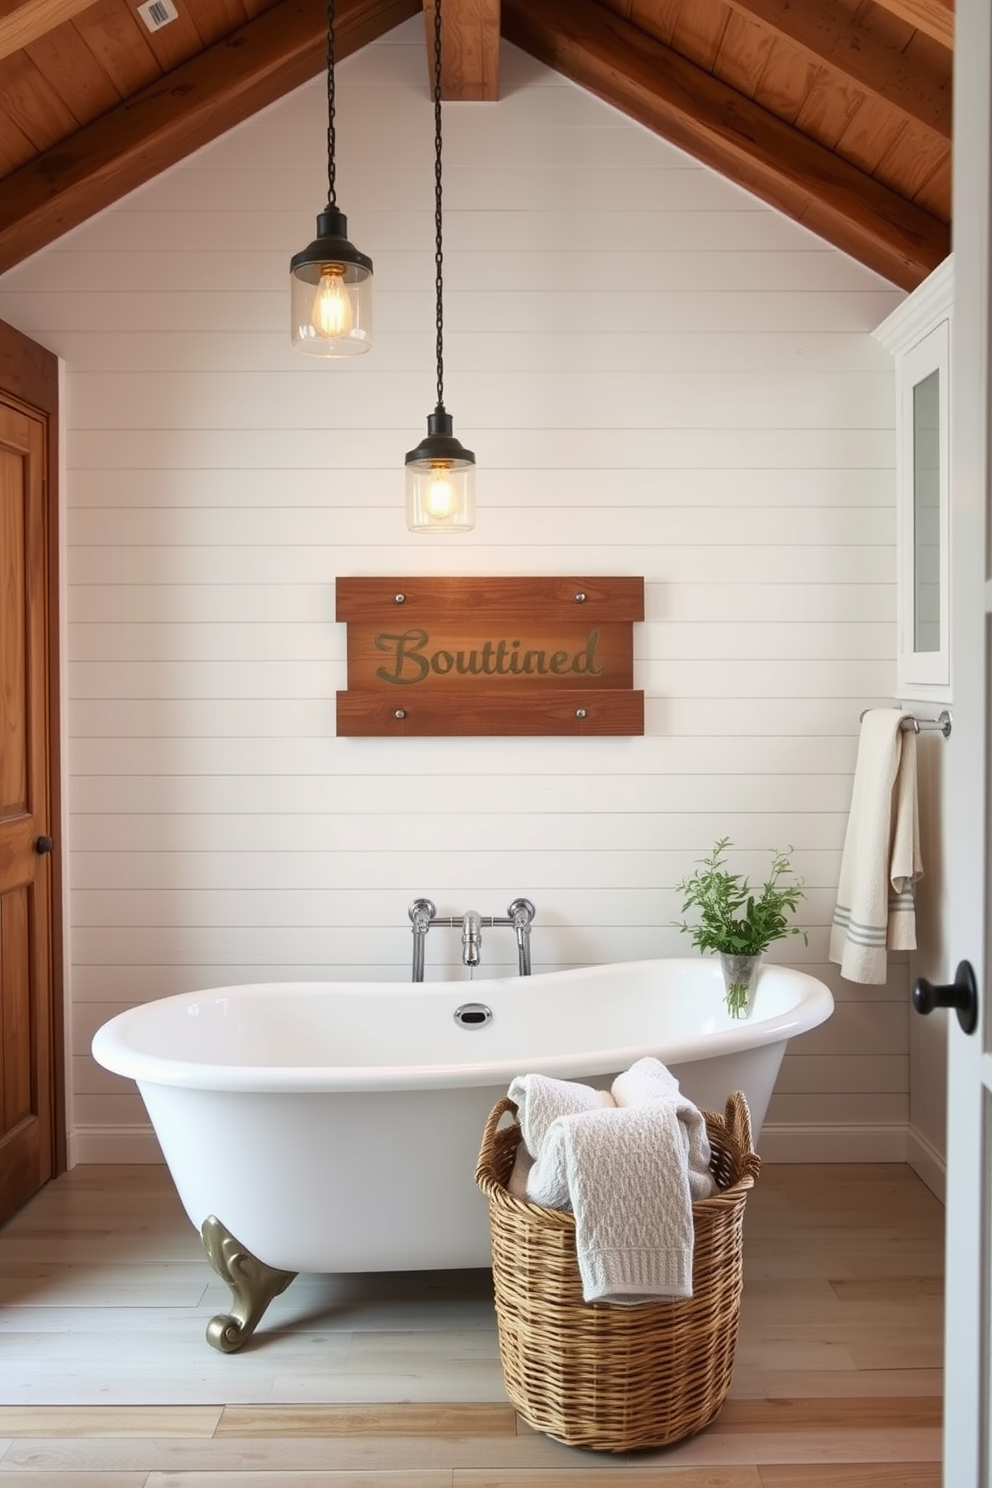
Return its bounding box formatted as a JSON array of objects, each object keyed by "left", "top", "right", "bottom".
[
  {"left": 534, "top": 1104, "right": 697, "bottom": 1302},
  {"left": 507, "top": 1072, "right": 614, "bottom": 1211},
  {"left": 515, "top": 1061, "right": 717, "bottom": 1300},
  {"left": 610, "top": 1055, "right": 681, "bottom": 1106},
  {"left": 829, "top": 709, "right": 924, "bottom": 984},
  {"left": 611, "top": 1057, "right": 716, "bottom": 1203}
]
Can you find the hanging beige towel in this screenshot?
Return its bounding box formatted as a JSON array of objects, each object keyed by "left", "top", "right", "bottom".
[{"left": 829, "top": 708, "right": 923, "bottom": 984}]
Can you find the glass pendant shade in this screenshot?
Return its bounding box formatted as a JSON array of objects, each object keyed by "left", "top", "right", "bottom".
[
  {"left": 406, "top": 410, "right": 476, "bottom": 533},
  {"left": 291, "top": 206, "right": 373, "bottom": 357}
]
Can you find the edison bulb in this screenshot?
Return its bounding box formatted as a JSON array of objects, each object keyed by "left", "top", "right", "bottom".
[
  {"left": 311, "top": 265, "right": 353, "bottom": 338},
  {"left": 425, "top": 463, "right": 455, "bottom": 519}
]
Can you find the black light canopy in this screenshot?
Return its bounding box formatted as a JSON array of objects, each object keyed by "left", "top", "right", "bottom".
[{"left": 290, "top": 0, "right": 372, "bottom": 357}]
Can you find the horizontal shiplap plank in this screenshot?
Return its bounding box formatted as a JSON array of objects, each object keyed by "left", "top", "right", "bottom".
[
  {"left": 1, "top": 288, "right": 903, "bottom": 338},
  {"left": 66, "top": 620, "right": 893, "bottom": 665},
  {"left": 66, "top": 956, "right": 885, "bottom": 1005},
  {"left": 776, "top": 1055, "right": 910, "bottom": 1093},
  {"left": 63, "top": 732, "right": 860, "bottom": 775},
  {"left": 66, "top": 884, "right": 841, "bottom": 929},
  {"left": 64, "top": 771, "right": 861, "bottom": 813},
  {"left": 67, "top": 580, "right": 895, "bottom": 624},
  {"left": 69, "top": 964, "right": 513, "bottom": 1002},
  {"left": 65, "top": 467, "right": 896, "bottom": 510},
  {"left": 64, "top": 695, "right": 882, "bottom": 738},
  {"left": 71, "top": 1092, "right": 161, "bottom": 1127},
  {"left": 66, "top": 506, "right": 894, "bottom": 547},
  {"left": 51, "top": 206, "right": 855, "bottom": 260},
  {"left": 66, "top": 548, "right": 894, "bottom": 586},
  {"left": 29, "top": 248, "right": 889, "bottom": 297},
  {"left": 67, "top": 922, "right": 845, "bottom": 966},
  {"left": 764, "top": 1092, "right": 910, "bottom": 1124},
  {"left": 42, "top": 162, "right": 870, "bottom": 222},
  {"left": 65, "top": 925, "right": 677, "bottom": 966},
  {"left": 63, "top": 811, "right": 854, "bottom": 853},
  {"left": 64, "top": 370, "right": 895, "bottom": 432},
  {"left": 778, "top": 1002, "right": 909, "bottom": 1057},
  {"left": 66, "top": 845, "right": 845, "bottom": 889},
  {"left": 65, "top": 656, "right": 893, "bottom": 698},
  {"left": 63, "top": 426, "right": 897, "bottom": 470},
  {"left": 49, "top": 329, "right": 896, "bottom": 376}
]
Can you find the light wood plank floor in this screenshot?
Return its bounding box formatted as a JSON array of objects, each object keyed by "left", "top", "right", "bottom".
[{"left": 0, "top": 1161, "right": 944, "bottom": 1485}]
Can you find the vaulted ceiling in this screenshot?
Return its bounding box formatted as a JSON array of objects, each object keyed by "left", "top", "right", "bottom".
[{"left": 0, "top": 0, "right": 952, "bottom": 289}]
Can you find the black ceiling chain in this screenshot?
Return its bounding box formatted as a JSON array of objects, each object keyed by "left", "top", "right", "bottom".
[
  {"left": 432, "top": 0, "right": 445, "bottom": 412},
  {"left": 326, "top": 0, "right": 337, "bottom": 206}
]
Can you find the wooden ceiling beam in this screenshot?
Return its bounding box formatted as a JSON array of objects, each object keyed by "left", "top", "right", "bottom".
[
  {"left": 502, "top": 0, "right": 949, "bottom": 291},
  {"left": 722, "top": 0, "right": 950, "bottom": 138},
  {"left": 867, "top": 0, "right": 953, "bottom": 51},
  {"left": 0, "top": 0, "right": 98, "bottom": 62},
  {"left": 0, "top": 0, "right": 419, "bottom": 273},
  {"left": 423, "top": 0, "right": 500, "bottom": 101}
]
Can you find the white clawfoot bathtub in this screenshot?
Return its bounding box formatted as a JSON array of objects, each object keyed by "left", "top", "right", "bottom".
[{"left": 92, "top": 957, "right": 832, "bottom": 1284}]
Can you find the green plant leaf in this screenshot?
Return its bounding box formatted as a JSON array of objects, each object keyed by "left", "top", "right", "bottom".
[{"left": 674, "top": 838, "right": 807, "bottom": 957}]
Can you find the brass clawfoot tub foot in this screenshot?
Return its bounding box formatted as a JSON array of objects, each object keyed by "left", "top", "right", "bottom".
[{"left": 200, "top": 1215, "right": 297, "bottom": 1352}]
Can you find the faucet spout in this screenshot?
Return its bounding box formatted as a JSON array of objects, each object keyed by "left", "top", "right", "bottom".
[{"left": 461, "top": 911, "right": 483, "bottom": 968}]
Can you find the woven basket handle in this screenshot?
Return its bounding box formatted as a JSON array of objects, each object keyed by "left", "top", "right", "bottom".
[
  {"left": 475, "top": 1095, "right": 519, "bottom": 1189},
  {"left": 724, "top": 1090, "right": 761, "bottom": 1180}
]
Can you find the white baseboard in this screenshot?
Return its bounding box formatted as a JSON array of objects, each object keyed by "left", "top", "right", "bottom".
[
  {"left": 758, "top": 1123, "right": 909, "bottom": 1163},
  {"left": 906, "top": 1125, "right": 947, "bottom": 1203},
  {"left": 71, "top": 1125, "right": 164, "bottom": 1165}
]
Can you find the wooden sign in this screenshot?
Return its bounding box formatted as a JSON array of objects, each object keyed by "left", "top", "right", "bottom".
[{"left": 335, "top": 576, "right": 644, "bottom": 737}]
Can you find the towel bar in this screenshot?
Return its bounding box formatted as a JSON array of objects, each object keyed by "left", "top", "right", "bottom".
[{"left": 859, "top": 708, "right": 952, "bottom": 738}]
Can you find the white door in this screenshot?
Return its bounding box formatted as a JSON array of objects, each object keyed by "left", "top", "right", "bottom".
[{"left": 942, "top": 3, "right": 992, "bottom": 1483}]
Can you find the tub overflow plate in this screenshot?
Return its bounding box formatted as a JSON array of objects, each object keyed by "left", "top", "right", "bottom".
[{"left": 454, "top": 1002, "right": 492, "bottom": 1029}]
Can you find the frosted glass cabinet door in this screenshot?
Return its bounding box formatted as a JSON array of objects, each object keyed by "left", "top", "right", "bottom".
[
  {"left": 897, "top": 318, "right": 951, "bottom": 696},
  {"left": 872, "top": 256, "right": 953, "bottom": 703}
]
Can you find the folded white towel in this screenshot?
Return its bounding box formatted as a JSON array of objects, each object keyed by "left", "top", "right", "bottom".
[
  {"left": 611, "top": 1055, "right": 682, "bottom": 1107},
  {"left": 612, "top": 1057, "right": 716, "bottom": 1203},
  {"left": 829, "top": 709, "right": 924, "bottom": 984},
  {"left": 507, "top": 1072, "right": 614, "bottom": 1211},
  {"left": 512, "top": 1061, "right": 718, "bottom": 1301},
  {"left": 538, "top": 1104, "right": 697, "bottom": 1303}
]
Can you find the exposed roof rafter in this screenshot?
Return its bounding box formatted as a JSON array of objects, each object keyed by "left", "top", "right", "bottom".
[
  {"left": 0, "top": 0, "right": 419, "bottom": 274},
  {"left": 502, "top": 0, "right": 949, "bottom": 290},
  {"left": 868, "top": 0, "right": 953, "bottom": 51},
  {"left": 423, "top": 0, "right": 500, "bottom": 100},
  {"left": 722, "top": 0, "right": 951, "bottom": 137},
  {"left": 0, "top": 0, "right": 98, "bottom": 63}
]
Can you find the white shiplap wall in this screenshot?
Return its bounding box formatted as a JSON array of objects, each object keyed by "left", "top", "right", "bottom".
[{"left": 0, "top": 18, "right": 909, "bottom": 1163}]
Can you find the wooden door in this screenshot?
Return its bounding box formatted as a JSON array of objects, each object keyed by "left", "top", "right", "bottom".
[{"left": 0, "top": 317, "right": 62, "bottom": 1225}]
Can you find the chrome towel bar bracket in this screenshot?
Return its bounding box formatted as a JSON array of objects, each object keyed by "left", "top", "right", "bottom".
[{"left": 859, "top": 708, "right": 952, "bottom": 738}]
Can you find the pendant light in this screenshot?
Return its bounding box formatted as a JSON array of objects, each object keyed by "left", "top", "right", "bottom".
[
  {"left": 405, "top": 0, "right": 475, "bottom": 533},
  {"left": 290, "top": 0, "right": 372, "bottom": 356}
]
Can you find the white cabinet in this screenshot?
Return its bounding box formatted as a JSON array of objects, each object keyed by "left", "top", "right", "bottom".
[{"left": 873, "top": 257, "right": 953, "bottom": 701}]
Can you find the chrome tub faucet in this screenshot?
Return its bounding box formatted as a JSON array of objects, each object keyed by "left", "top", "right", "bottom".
[{"left": 407, "top": 898, "right": 535, "bottom": 982}]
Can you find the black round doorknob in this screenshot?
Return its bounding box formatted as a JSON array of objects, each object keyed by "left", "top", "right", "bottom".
[
  {"left": 913, "top": 960, "right": 979, "bottom": 1035},
  {"left": 35, "top": 835, "right": 54, "bottom": 855}
]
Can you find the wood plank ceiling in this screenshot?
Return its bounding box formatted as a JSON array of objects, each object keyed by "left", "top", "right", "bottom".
[{"left": 0, "top": 0, "right": 952, "bottom": 289}]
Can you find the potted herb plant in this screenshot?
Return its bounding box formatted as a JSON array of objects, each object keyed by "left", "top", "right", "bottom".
[{"left": 675, "top": 837, "right": 807, "bottom": 1017}]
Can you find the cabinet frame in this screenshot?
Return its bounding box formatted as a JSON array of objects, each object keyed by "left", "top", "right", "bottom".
[{"left": 873, "top": 257, "right": 953, "bottom": 702}]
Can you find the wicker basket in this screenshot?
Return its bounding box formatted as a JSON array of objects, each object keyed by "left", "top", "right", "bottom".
[{"left": 474, "top": 1089, "right": 761, "bottom": 1453}]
